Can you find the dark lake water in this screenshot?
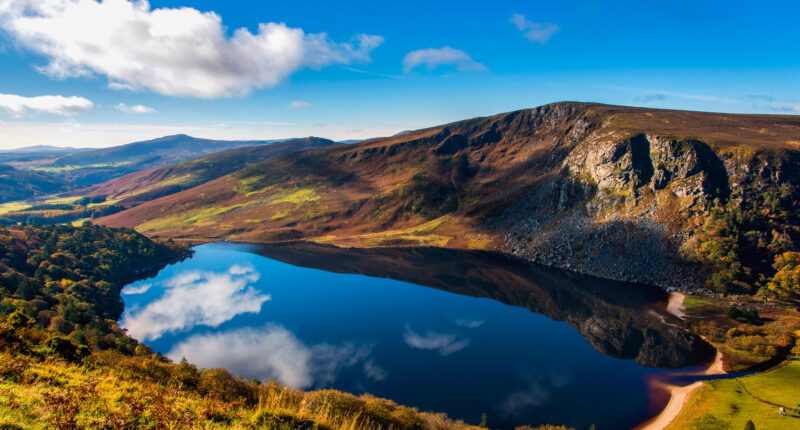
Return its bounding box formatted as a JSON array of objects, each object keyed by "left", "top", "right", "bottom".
[{"left": 121, "top": 242, "right": 714, "bottom": 430}]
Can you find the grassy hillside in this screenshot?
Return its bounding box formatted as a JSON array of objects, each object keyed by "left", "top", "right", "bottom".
[
  {"left": 0, "top": 164, "right": 69, "bottom": 204},
  {"left": 96, "top": 102, "right": 800, "bottom": 298},
  {"left": 19, "top": 134, "right": 289, "bottom": 188},
  {"left": 0, "top": 350, "right": 486, "bottom": 430},
  {"left": 666, "top": 360, "right": 800, "bottom": 429},
  {"left": 78, "top": 137, "right": 337, "bottom": 207},
  {"left": 0, "top": 224, "right": 522, "bottom": 430}
]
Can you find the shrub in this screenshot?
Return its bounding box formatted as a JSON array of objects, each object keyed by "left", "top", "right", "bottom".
[
  {"left": 47, "top": 316, "right": 74, "bottom": 335},
  {"left": 0, "top": 355, "right": 30, "bottom": 382},
  {"left": 198, "top": 368, "right": 258, "bottom": 404},
  {"left": 727, "top": 306, "right": 761, "bottom": 325},
  {"left": 7, "top": 309, "right": 33, "bottom": 329},
  {"left": 41, "top": 336, "right": 89, "bottom": 363}
]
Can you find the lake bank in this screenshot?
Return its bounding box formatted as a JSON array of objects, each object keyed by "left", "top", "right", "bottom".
[{"left": 120, "top": 242, "right": 716, "bottom": 429}]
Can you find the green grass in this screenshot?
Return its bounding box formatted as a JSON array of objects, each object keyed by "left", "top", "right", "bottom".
[
  {"left": 743, "top": 361, "right": 800, "bottom": 406},
  {"left": 669, "top": 360, "right": 800, "bottom": 429},
  {"left": 268, "top": 188, "right": 320, "bottom": 205},
  {"left": 137, "top": 203, "right": 254, "bottom": 232},
  {"left": 28, "top": 162, "right": 133, "bottom": 173},
  {"left": 683, "top": 295, "right": 715, "bottom": 313}
]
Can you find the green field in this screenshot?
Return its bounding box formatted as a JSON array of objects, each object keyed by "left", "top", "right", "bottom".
[{"left": 668, "top": 360, "right": 800, "bottom": 429}]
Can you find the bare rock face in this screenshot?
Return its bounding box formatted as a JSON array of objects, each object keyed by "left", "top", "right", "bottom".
[{"left": 491, "top": 123, "right": 799, "bottom": 290}]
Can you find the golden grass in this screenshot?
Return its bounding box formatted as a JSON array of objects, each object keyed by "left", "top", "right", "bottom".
[
  {"left": 0, "top": 352, "right": 481, "bottom": 430},
  {"left": 0, "top": 201, "right": 32, "bottom": 214},
  {"left": 136, "top": 203, "right": 256, "bottom": 232},
  {"left": 28, "top": 162, "right": 133, "bottom": 173},
  {"left": 268, "top": 189, "right": 320, "bottom": 206},
  {"left": 343, "top": 217, "right": 453, "bottom": 247}
]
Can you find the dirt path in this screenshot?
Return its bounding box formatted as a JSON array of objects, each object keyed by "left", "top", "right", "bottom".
[
  {"left": 637, "top": 293, "right": 726, "bottom": 430},
  {"left": 666, "top": 292, "right": 686, "bottom": 320}
]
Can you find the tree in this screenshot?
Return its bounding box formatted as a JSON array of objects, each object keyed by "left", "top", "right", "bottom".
[
  {"left": 744, "top": 419, "right": 756, "bottom": 430},
  {"left": 7, "top": 309, "right": 34, "bottom": 329},
  {"left": 763, "top": 252, "right": 800, "bottom": 301}
]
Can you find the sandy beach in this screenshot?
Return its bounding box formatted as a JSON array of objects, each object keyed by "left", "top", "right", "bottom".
[{"left": 637, "top": 293, "right": 725, "bottom": 430}]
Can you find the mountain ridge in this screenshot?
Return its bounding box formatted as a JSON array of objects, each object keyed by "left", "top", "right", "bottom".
[
  {"left": 95, "top": 102, "right": 800, "bottom": 293},
  {"left": 77, "top": 136, "right": 337, "bottom": 207}
]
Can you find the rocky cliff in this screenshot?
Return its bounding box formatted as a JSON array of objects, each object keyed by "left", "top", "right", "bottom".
[{"left": 96, "top": 103, "right": 800, "bottom": 294}]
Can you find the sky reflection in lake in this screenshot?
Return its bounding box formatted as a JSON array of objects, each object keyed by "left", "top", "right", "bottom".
[{"left": 121, "top": 243, "right": 693, "bottom": 429}]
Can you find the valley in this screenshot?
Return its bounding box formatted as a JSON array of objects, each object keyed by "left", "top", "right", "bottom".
[{"left": 2, "top": 102, "right": 800, "bottom": 430}]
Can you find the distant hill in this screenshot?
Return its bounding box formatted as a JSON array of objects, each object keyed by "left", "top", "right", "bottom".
[
  {"left": 79, "top": 137, "right": 337, "bottom": 207},
  {"left": 0, "top": 145, "right": 88, "bottom": 154},
  {"left": 0, "top": 146, "right": 90, "bottom": 165},
  {"left": 0, "top": 164, "right": 68, "bottom": 203},
  {"left": 96, "top": 102, "right": 800, "bottom": 295},
  {"left": 49, "top": 134, "right": 285, "bottom": 186}
]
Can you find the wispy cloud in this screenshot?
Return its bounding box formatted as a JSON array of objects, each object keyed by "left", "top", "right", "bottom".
[
  {"left": 403, "top": 325, "right": 469, "bottom": 356},
  {"left": 0, "top": 0, "right": 383, "bottom": 98},
  {"left": 122, "top": 264, "right": 270, "bottom": 341},
  {"left": 748, "top": 95, "right": 800, "bottom": 113},
  {"left": 168, "top": 324, "right": 376, "bottom": 388},
  {"left": 634, "top": 93, "right": 668, "bottom": 103},
  {"left": 289, "top": 100, "right": 311, "bottom": 109},
  {"left": 510, "top": 13, "right": 559, "bottom": 44},
  {"left": 115, "top": 103, "right": 155, "bottom": 114},
  {"left": 0, "top": 93, "right": 93, "bottom": 117},
  {"left": 606, "top": 86, "right": 740, "bottom": 104},
  {"left": 342, "top": 66, "right": 405, "bottom": 80},
  {"left": 402, "top": 47, "right": 488, "bottom": 73}
]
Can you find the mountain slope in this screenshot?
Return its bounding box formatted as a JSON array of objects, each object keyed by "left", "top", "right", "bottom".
[
  {"left": 78, "top": 137, "right": 337, "bottom": 207},
  {"left": 0, "top": 164, "right": 69, "bottom": 203},
  {"left": 44, "top": 134, "right": 285, "bottom": 186},
  {"left": 95, "top": 102, "right": 800, "bottom": 292}
]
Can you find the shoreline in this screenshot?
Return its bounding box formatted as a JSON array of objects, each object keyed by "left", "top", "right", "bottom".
[{"left": 637, "top": 292, "right": 725, "bottom": 430}]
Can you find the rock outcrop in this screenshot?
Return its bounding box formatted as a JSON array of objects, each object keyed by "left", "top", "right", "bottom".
[{"left": 96, "top": 102, "right": 800, "bottom": 293}]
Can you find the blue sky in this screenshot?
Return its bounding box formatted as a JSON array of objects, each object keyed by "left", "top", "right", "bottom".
[{"left": 0, "top": 0, "right": 798, "bottom": 148}]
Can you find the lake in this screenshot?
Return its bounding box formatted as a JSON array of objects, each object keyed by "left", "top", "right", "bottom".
[{"left": 120, "top": 242, "right": 715, "bottom": 429}]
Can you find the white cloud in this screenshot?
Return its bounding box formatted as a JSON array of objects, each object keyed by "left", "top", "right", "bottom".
[
  {"left": 510, "top": 13, "right": 559, "bottom": 44},
  {"left": 122, "top": 283, "right": 151, "bottom": 295},
  {"left": 0, "top": 0, "right": 383, "bottom": 98},
  {"left": 402, "top": 325, "right": 469, "bottom": 356},
  {"left": 289, "top": 100, "right": 311, "bottom": 109},
  {"left": 122, "top": 264, "right": 270, "bottom": 341},
  {"left": 115, "top": 103, "right": 155, "bottom": 114},
  {"left": 0, "top": 93, "right": 93, "bottom": 117},
  {"left": 168, "top": 324, "right": 375, "bottom": 389},
  {"left": 766, "top": 102, "right": 800, "bottom": 113},
  {"left": 402, "top": 47, "right": 487, "bottom": 73},
  {"left": 108, "top": 81, "right": 137, "bottom": 91}
]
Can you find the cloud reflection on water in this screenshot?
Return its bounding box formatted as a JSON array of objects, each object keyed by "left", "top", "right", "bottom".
[
  {"left": 403, "top": 325, "right": 469, "bottom": 356},
  {"left": 499, "top": 367, "right": 572, "bottom": 416},
  {"left": 122, "top": 283, "right": 151, "bottom": 295},
  {"left": 122, "top": 264, "right": 270, "bottom": 341},
  {"left": 168, "top": 324, "right": 378, "bottom": 389}
]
